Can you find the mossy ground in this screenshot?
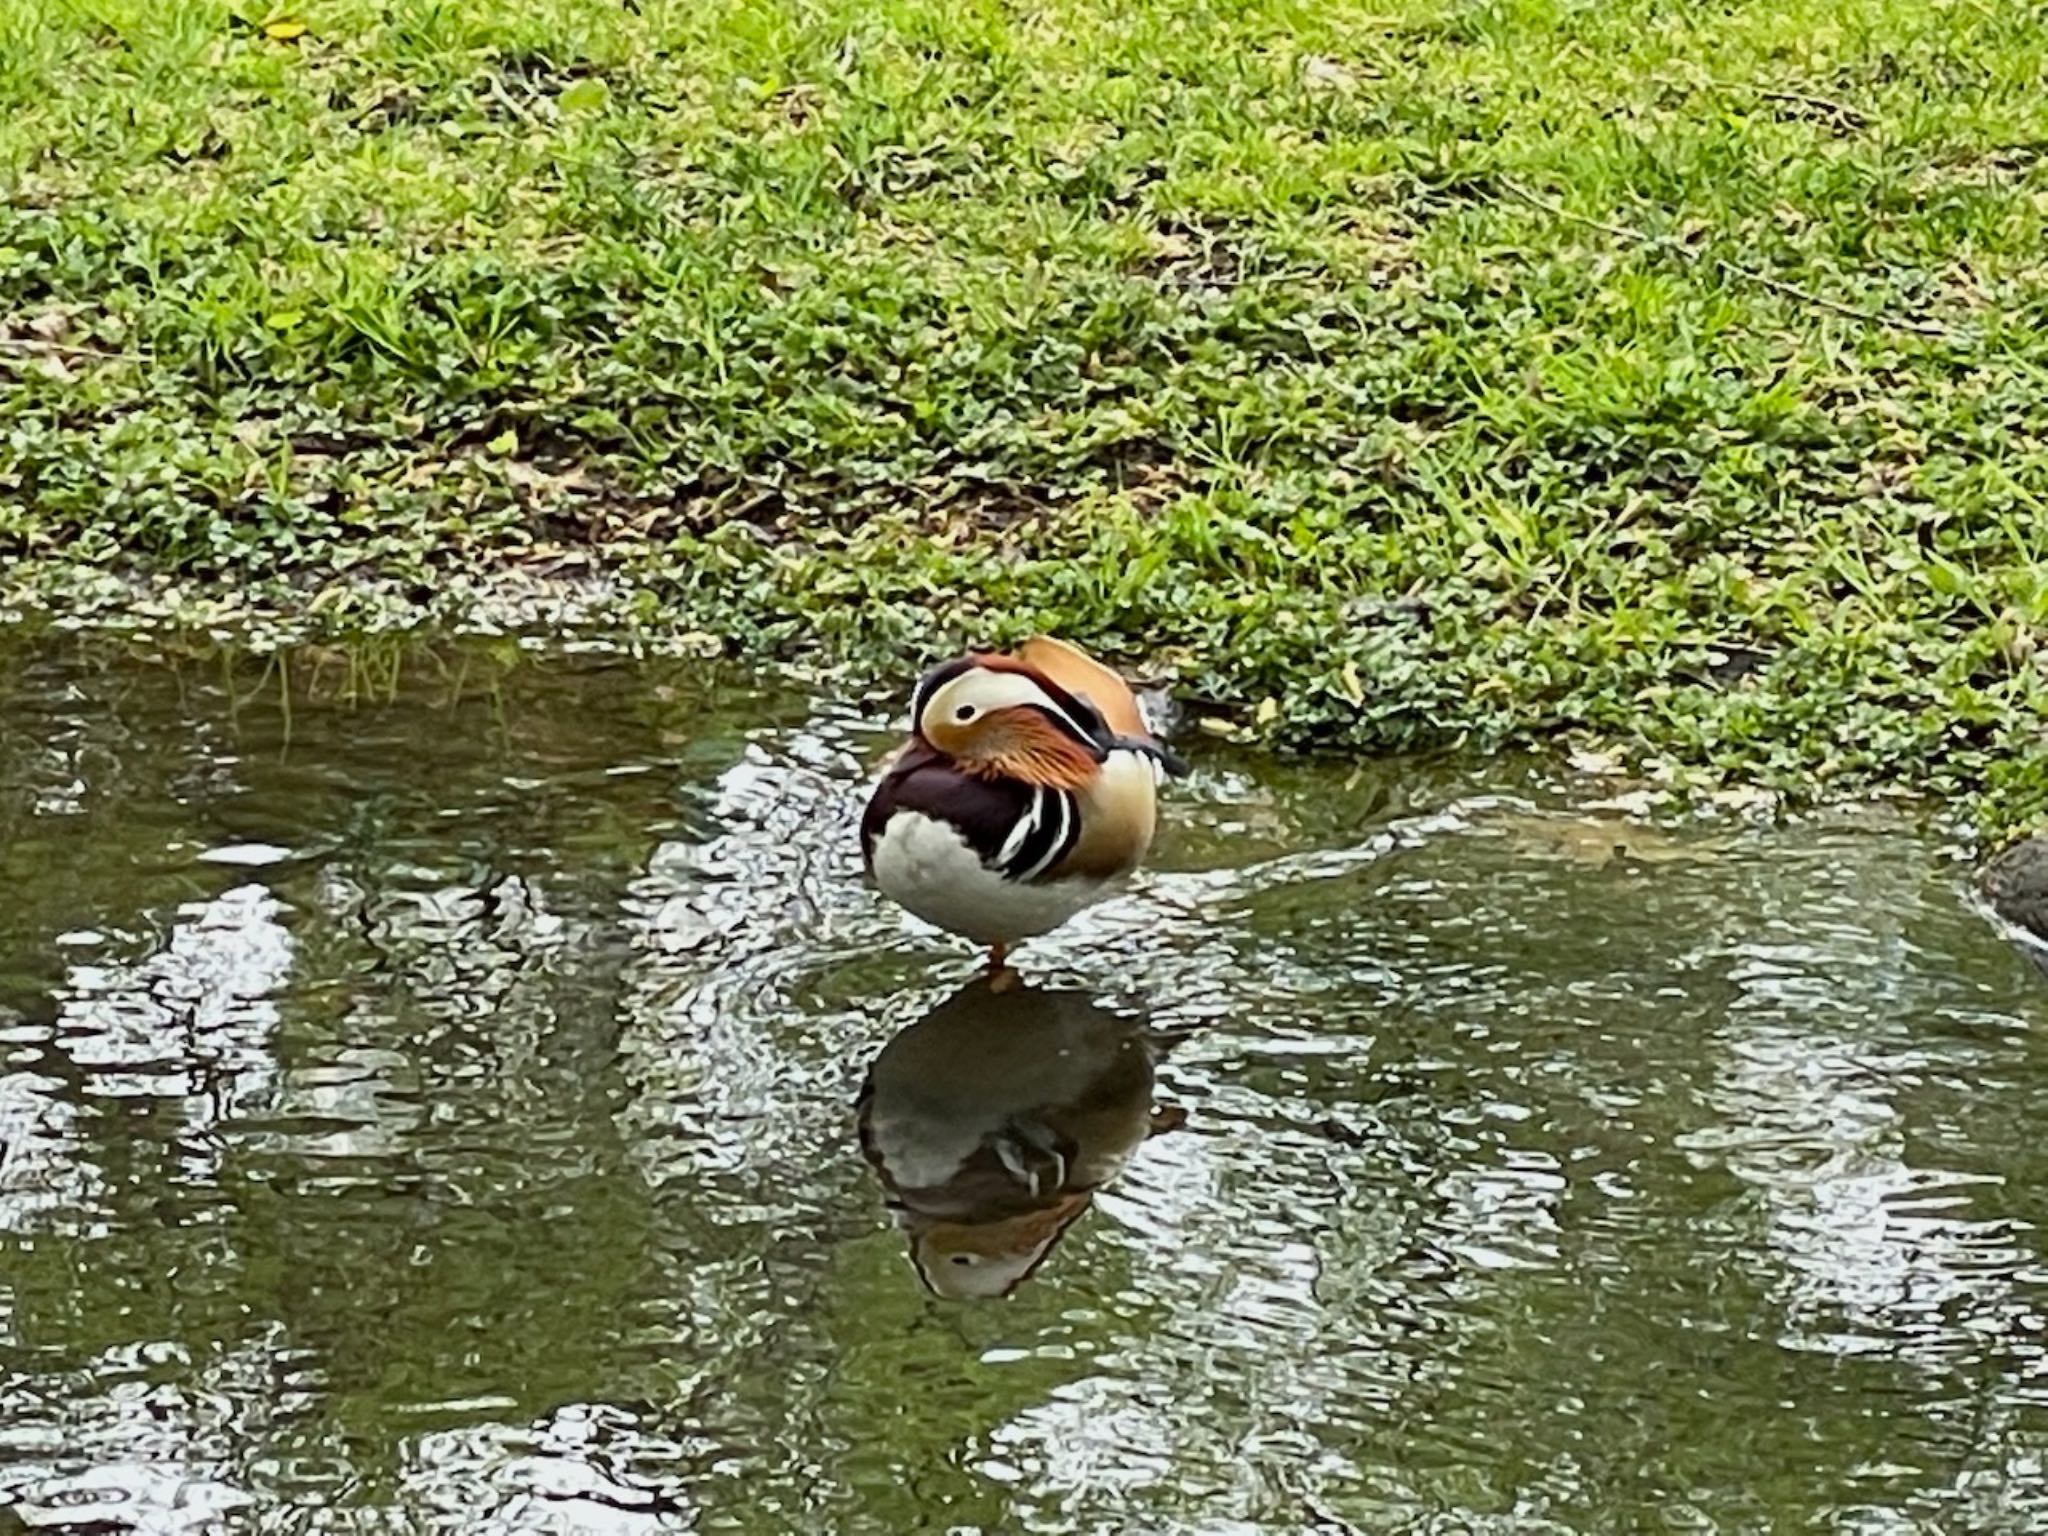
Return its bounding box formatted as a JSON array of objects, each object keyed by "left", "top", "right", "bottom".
[{"left": 4, "top": 0, "right": 2047, "bottom": 832}]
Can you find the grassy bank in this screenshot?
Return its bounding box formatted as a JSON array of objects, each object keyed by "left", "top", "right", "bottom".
[{"left": 4, "top": 0, "right": 2048, "bottom": 831}]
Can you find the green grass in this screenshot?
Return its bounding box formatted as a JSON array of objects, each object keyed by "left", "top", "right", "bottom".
[{"left": 5, "top": 0, "right": 2048, "bottom": 831}]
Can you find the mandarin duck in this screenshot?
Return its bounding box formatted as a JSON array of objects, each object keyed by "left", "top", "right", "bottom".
[
  {"left": 857, "top": 978, "right": 1174, "bottom": 1299},
  {"left": 860, "top": 637, "right": 1185, "bottom": 971}
]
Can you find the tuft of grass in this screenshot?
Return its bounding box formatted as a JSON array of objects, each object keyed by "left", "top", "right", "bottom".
[{"left": 4, "top": 0, "right": 2048, "bottom": 833}]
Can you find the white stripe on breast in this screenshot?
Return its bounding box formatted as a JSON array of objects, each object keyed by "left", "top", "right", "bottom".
[
  {"left": 1014, "top": 789, "right": 1071, "bottom": 882},
  {"left": 996, "top": 786, "right": 1045, "bottom": 869}
]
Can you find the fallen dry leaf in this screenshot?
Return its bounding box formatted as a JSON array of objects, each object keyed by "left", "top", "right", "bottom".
[
  {"left": 504, "top": 460, "right": 595, "bottom": 494},
  {"left": 1301, "top": 55, "right": 1361, "bottom": 93}
]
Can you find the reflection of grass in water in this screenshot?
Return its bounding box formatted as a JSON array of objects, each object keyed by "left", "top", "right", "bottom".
[
  {"left": 0, "top": 637, "right": 694, "bottom": 1505},
  {"left": 7, "top": 0, "right": 2048, "bottom": 829}
]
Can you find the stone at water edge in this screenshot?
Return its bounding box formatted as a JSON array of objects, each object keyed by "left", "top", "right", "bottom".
[{"left": 1979, "top": 834, "right": 2048, "bottom": 942}]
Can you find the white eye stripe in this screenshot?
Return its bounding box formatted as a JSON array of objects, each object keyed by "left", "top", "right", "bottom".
[
  {"left": 920, "top": 669, "right": 1101, "bottom": 747},
  {"left": 1019, "top": 690, "right": 1099, "bottom": 745}
]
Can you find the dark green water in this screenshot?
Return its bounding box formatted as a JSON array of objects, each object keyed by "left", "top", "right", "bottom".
[{"left": 2, "top": 631, "right": 2045, "bottom": 1534}]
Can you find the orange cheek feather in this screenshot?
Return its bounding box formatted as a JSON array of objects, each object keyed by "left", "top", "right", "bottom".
[{"left": 955, "top": 712, "right": 1100, "bottom": 790}]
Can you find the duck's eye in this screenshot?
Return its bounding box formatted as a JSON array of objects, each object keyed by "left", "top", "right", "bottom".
[
  {"left": 950, "top": 1254, "right": 974, "bottom": 1266},
  {"left": 953, "top": 704, "right": 977, "bottom": 722}
]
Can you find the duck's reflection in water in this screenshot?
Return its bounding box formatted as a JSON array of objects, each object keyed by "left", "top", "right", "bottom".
[{"left": 858, "top": 978, "right": 1182, "bottom": 1299}]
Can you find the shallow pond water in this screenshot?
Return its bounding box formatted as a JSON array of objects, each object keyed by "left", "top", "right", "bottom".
[{"left": 1, "top": 631, "right": 2045, "bottom": 1534}]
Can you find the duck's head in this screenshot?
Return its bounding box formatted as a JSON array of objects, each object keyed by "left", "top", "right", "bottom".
[
  {"left": 910, "top": 658, "right": 1114, "bottom": 788},
  {"left": 904, "top": 1195, "right": 1094, "bottom": 1300},
  {"left": 910, "top": 652, "right": 1187, "bottom": 787}
]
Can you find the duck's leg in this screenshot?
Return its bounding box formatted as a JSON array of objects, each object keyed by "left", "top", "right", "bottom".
[{"left": 986, "top": 942, "right": 1021, "bottom": 992}]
